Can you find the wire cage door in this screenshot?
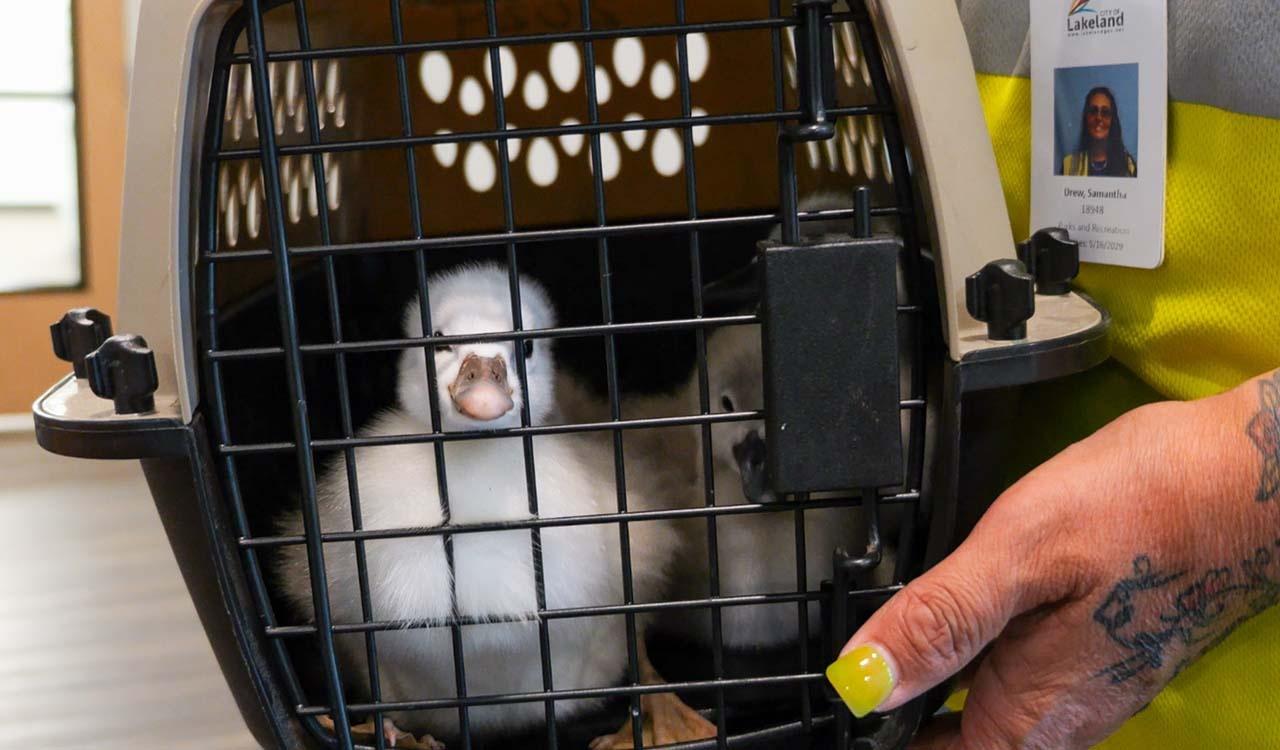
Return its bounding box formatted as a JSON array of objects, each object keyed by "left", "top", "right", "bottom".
[{"left": 196, "top": 0, "right": 933, "bottom": 748}]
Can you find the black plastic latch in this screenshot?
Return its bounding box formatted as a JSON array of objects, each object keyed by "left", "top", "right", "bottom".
[
  {"left": 1017, "top": 228, "right": 1080, "bottom": 295},
  {"left": 85, "top": 335, "right": 159, "bottom": 415},
  {"left": 965, "top": 259, "right": 1035, "bottom": 341},
  {"left": 51, "top": 308, "right": 113, "bottom": 379},
  {"left": 761, "top": 235, "right": 902, "bottom": 492},
  {"left": 784, "top": 0, "right": 837, "bottom": 142}
]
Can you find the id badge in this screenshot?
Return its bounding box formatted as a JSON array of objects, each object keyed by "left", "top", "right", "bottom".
[{"left": 1030, "top": 0, "right": 1167, "bottom": 269}]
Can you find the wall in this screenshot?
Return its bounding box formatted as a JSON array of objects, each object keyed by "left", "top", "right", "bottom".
[{"left": 0, "top": 0, "right": 127, "bottom": 414}]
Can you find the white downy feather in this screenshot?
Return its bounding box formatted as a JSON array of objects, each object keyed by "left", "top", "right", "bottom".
[
  {"left": 557, "top": 192, "right": 913, "bottom": 650},
  {"left": 273, "top": 264, "right": 681, "bottom": 738}
]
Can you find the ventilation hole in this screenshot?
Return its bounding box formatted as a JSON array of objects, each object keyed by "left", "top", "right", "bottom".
[
  {"left": 686, "top": 33, "right": 710, "bottom": 82},
  {"left": 527, "top": 137, "right": 558, "bottom": 186},
  {"left": 866, "top": 115, "right": 882, "bottom": 147},
  {"left": 860, "top": 134, "right": 877, "bottom": 180},
  {"left": 272, "top": 97, "right": 285, "bottom": 136},
  {"left": 459, "top": 76, "right": 485, "bottom": 116},
  {"left": 326, "top": 158, "right": 341, "bottom": 211},
  {"left": 838, "top": 23, "right": 858, "bottom": 69},
  {"left": 840, "top": 53, "right": 857, "bottom": 88},
  {"left": 805, "top": 140, "right": 822, "bottom": 170},
  {"left": 284, "top": 61, "right": 299, "bottom": 117},
  {"left": 218, "top": 166, "right": 230, "bottom": 207},
  {"left": 651, "top": 129, "right": 683, "bottom": 177},
  {"left": 840, "top": 124, "right": 857, "bottom": 176},
  {"left": 823, "top": 136, "right": 839, "bottom": 172},
  {"left": 482, "top": 46, "right": 517, "bottom": 99},
  {"left": 246, "top": 179, "right": 261, "bottom": 238},
  {"left": 433, "top": 129, "right": 458, "bottom": 167},
  {"left": 506, "top": 123, "right": 522, "bottom": 161},
  {"left": 237, "top": 162, "right": 251, "bottom": 203},
  {"left": 464, "top": 142, "right": 496, "bottom": 191},
  {"left": 588, "top": 132, "right": 621, "bottom": 181},
  {"left": 324, "top": 60, "right": 340, "bottom": 107},
  {"left": 242, "top": 66, "right": 254, "bottom": 116},
  {"left": 522, "top": 71, "right": 548, "bottom": 110},
  {"left": 613, "top": 37, "right": 645, "bottom": 87},
  {"left": 419, "top": 51, "right": 452, "bottom": 104},
  {"left": 549, "top": 42, "right": 581, "bottom": 92},
  {"left": 225, "top": 195, "right": 239, "bottom": 247},
  {"left": 225, "top": 69, "right": 239, "bottom": 123},
  {"left": 649, "top": 60, "right": 675, "bottom": 100},
  {"left": 621, "top": 113, "right": 646, "bottom": 151},
  {"left": 783, "top": 29, "right": 798, "bottom": 88},
  {"left": 559, "top": 118, "right": 584, "bottom": 156},
  {"left": 882, "top": 138, "right": 895, "bottom": 185},
  {"left": 690, "top": 106, "right": 710, "bottom": 146},
  {"left": 306, "top": 174, "right": 319, "bottom": 218},
  {"left": 594, "top": 66, "right": 613, "bottom": 105},
  {"left": 287, "top": 173, "right": 302, "bottom": 223}
]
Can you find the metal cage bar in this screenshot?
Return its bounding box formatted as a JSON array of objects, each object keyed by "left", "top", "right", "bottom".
[
  {"left": 291, "top": 2, "right": 389, "bottom": 748},
  {"left": 243, "top": 0, "right": 355, "bottom": 746}
]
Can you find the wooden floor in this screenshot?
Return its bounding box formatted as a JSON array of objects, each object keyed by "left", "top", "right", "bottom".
[{"left": 0, "top": 432, "right": 258, "bottom": 749}]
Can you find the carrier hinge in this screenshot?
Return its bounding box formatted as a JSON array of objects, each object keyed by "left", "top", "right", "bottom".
[{"left": 785, "top": 0, "right": 838, "bottom": 142}]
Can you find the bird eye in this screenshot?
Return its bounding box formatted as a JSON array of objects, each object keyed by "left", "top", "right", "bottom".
[
  {"left": 523, "top": 339, "right": 534, "bottom": 360},
  {"left": 433, "top": 330, "right": 451, "bottom": 352},
  {"left": 721, "top": 395, "right": 735, "bottom": 412}
]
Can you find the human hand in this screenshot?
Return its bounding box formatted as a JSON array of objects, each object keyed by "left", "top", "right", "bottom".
[{"left": 826, "top": 371, "right": 1280, "bottom": 749}]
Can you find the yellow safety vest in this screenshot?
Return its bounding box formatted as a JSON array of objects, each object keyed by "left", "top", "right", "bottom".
[{"left": 972, "top": 71, "right": 1280, "bottom": 749}]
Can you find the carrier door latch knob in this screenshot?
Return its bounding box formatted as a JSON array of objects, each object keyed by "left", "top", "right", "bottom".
[
  {"left": 85, "top": 335, "right": 158, "bottom": 415},
  {"left": 51, "top": 308, "right": 113, "bottom": 379},
  {"left": 965, "top": 259, "right": 1035, "bottom": 341},
  {"left": 1017, "top": 228, "right": 1080, "bottom": 296}
]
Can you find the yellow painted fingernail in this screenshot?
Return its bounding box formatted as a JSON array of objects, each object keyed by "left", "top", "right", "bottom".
[{"left": 826, "top": 645, "right": 895, "bottom": 718}]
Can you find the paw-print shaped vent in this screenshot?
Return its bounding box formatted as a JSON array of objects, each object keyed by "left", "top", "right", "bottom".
[
  {"left": 417, "top": 33, "right": 711, "bottom": 192},
  {"left": 783, "top": 20, "right": 894, "bottom": 183},
  {"left": 218, "top": 60, "right": 349, "bottom": 247}
]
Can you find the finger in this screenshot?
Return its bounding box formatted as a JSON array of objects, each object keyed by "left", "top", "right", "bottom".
[
  {"left": 946, "top": 603, "right": 1139, "bottom": 750},
  {"left": 825, "top": 512, "right": 1051, "bottom": 719}
]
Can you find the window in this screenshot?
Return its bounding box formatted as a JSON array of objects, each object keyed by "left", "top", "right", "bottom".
[{"left": 0, "top": 0, "right": 82, "bottom": 293}]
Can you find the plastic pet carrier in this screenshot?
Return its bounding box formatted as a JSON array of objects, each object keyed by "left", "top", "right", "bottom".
[{"left": 35, "top": 0, "right": 1109, "bottom": 748}]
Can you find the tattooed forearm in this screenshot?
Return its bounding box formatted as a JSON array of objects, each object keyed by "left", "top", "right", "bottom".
[
  {"left": 1093, "top": 540, "right": 1280, "bottom": 684},
  {"left": 1247, "top": 371, "right": 1280, "bottom": 502}
]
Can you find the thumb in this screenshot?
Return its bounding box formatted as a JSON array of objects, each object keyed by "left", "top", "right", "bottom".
[{"left": 826, "top": 531, "right": 1037, "bottom": 718}]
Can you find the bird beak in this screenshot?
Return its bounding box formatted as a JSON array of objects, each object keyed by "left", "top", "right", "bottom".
[
  {"left": 732, "top": 430, "right": 777, "bottom": 503},
  {"left": 449, "top": 353, "right": 514, "bottom": 421}
]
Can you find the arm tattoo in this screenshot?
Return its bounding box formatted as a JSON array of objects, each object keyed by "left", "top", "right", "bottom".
[
  {"left": 1247, "top": 371, "right": 1280, "bottom": 502},
  {"left": 1093, "top": 541, "right": 1280, "bottom": 684}
]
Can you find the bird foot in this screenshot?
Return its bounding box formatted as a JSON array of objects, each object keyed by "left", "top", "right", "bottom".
[
  {"left": 317, "top": 715, "right": 445, "bottom": 750},
  {"left": 589, "top": 691, "right": 718, "bottom": 749}
]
